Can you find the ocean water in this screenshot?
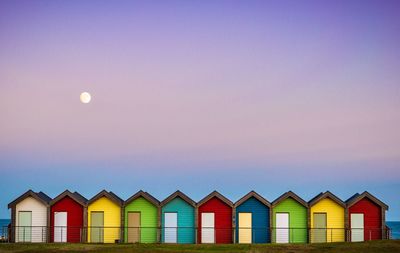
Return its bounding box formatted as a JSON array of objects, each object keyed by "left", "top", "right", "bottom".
[
  {"left": 387, "top": 221, "right": 400, "bottom": 240},
  {"left": 0, "top": 219, "right": 10, "bottom": 237}
]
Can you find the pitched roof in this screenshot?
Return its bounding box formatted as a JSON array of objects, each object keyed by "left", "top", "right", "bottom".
[
  {"left": 124, "top": 190, "right": 160, "bottom": 207},
  {"left": 346, "top": 191, "right": 388, "bottom": 210},
  {"left": 88, "top": 190, "right": 123, "bottom": 206},
  {"left": 37, "top": 191, "right": 52, "bottom": 203},
  {"left": 73, "top": 191, "right": 88, "bottom": 204},
  {"left": 234, "top": 191, "right": 271, "bottom": 208},
  {"left": 109, "top": 191, "right": 124, "bottom": 204},
  {"left": 272, "top": 191, "right": 308, "bottom": 208},
  {"left": 49, "top": 190, "right": 87, "bottom": 207},
  {"left": 160, "top": 190, "right": 196, "bottom": 207},
  {"left": 8, "top": 190, "right": 51, "bottom": 208},
  {"left": 308, "top": 191, "right": 345, "bottom": 208},
  {"left": 197, "top": 191, "right": 233, "bottom": 207},
  {"left": 345, "top": 193, "right": 360, "bottom": 203}
]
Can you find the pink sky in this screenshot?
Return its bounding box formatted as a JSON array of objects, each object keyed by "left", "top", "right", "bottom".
[{"left": 0, "top": 0, "right": 399, "bottom": 220}]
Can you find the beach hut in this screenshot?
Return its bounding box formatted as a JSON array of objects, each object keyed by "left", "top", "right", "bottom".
[
  {"left": 124, "top": 191, "right": 159, "bottom": 243},
  {"left": 234, "top": 191, "right": 271, "bottom": 244},
  {"left": 160, "top": 191, "right": 196, "bottom": 244},
  {"left": 49, "top": 190, "right": 87, "bottom": 243},
  {"left": 87, "top": 190, "right": 123, "bottom": 243},
  {"left": 271, "top": 191, "right": 308, "bottom": 243},
  {"left": 197, "top": 191, "right": 233, "bottom": 244},
  {"left": 308, "top": 191, "right": 345, "bottom": 243},
  {"left": 8, "top": 190, "right": 51, "bottom": 243},
  {"left": 345, "top": 191, "right": 388, "bottom": 242}
]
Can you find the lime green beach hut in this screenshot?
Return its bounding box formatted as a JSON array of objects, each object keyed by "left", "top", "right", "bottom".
[
  {"left": 124, "top": 191, "right": 160, "bottom": 243},
  {"left": 272, "top": 191, "right": 308, "bottom": 243}
]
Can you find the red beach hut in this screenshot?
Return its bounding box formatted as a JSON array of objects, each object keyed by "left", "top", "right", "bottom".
[
  {"left": 49, "top": 190, "right": 87, "bottom": 243},
  {"left": 346, "top": 191, "right": 388, "bottom": 242},
  {"left": 197, "top": 191, "right": 233, "bottom": 244}
]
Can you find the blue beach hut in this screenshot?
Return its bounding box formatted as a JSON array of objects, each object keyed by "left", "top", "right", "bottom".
[{"left": 234, "top": 191, "right": 271, "bottom": 243}]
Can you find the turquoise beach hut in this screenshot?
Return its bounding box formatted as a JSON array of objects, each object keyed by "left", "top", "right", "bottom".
[{"left": 160, "top": 191, "right": 196, "bottom": 244}]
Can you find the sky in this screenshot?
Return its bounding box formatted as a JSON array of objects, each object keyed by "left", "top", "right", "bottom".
[{"left": 0, "top": 0, "right": 399, "bottom": 220}]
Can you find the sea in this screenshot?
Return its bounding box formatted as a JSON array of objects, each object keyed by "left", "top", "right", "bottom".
[
  {"left": 0, "top": 219, "right": 10, "bottom": 238},
  {"left": 387, "top": 221, "right": 400, "bottom": 240},
  {"left": 0, "top": 219, "right": 399, "bottom": 239}
]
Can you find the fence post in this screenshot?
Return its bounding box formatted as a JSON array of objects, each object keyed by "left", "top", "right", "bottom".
[
  {"left": 270, "top": 227, "right": 272, "bottom": 243},
  {"left": 291, "top": 228, "right": 294, "bottom": 243}
]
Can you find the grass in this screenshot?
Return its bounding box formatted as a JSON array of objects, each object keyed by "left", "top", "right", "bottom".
[{"left": 0, "top": 240, "right": 399, "bottom": 253}]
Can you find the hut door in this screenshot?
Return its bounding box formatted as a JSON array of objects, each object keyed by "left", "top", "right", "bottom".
[
  {"left": 54, "top": 212, "right": 67, "bottom": 242},
  {"left": 18, "top": 211, "right": 32, "bottom": 242},
  {"left": 91, "top": 212, "right": 104, "bottom": 243},
  {"left": 201, "top": 213, "right": 215, "bottom": 243},
  {"left": 351, "top": 213, "right": 364, "bottom": 242},
  {"left": 276, "top": 213, "right": 289, "bottom": 243},
  {"left": 164, "top": 212, "right": 178, "bottom": 243},
  {"left": 313, "top": 213, "right": 327, "bottom": 243},
  {"left": 238, "top": 213, "right": 252, "bottom": 243},
  {"left": 127, "top": 212, "right": 140, "bottom": 243}
]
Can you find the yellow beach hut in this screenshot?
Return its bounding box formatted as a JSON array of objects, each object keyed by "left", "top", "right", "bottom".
[
  {"left": 308, "top": 191, "right": 345, "bottom": 243},
  {"left": 87, "top": 190, "right": 123, "bottom": 243}
]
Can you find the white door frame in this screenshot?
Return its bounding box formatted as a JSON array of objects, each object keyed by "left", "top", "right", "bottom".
[
  {"left": 276, "top": 213, "right": 289, "bottom": 243},
  {"left": 54, "top": 212, "right": 67, "bottom": 242},
  {"left": 164, "top": 212, "right": 178, "bottom": 243},
  {"left": 238, "top": 212, "right": 252, "bottom": 244},
  {"left": 201, "top": 213, "right": 215, "bottom": 243},
  {"left": 351, "top": 213, "right": 364, "bottom": 242}
]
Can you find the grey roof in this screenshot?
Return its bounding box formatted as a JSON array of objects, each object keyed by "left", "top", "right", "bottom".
[
  {"left": 124, "top": 190, "right": 160, "bottom": 207},
  {"left": 109, "top": 191, "right": 124, "bottom": 204},
  {"left": 8, "top": 190, "right": 51, "bottom": 208},
  {"left": 73, "top": 191, "right": 88, "bottom": 203},
  {"left": 50, "top": 190, "right": 87, "bottom": 207},
  {"left": 160, "top": 190, "right": 196, "bottom": 207},
  {"left": 308, "top": 191, "right": 345, "bottom": 207},
  {"left": 88, "top": 190, "right": 123, "bottom": 206},
  {"left": 272, "top": 191, "right": 308, "bottom": 208},
  {"left": 37, "top": 191, "right": 52, "bottom": 203},
  {"left": 346, "top": 191, "right": 388, "bottom": 210},
  {"left": 345, "top": 193, "right": 360, "bottom": 203},
  {"left": 234, "top": 191, "right": 271, "bottom": 208},
  {"left": 197, "top": 191, "right": 233, "bottom": 207}
]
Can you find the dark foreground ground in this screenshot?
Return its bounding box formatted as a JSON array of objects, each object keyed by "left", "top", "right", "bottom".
[{"left": 0, "top": 240, "right": 399, "bottom": 253}]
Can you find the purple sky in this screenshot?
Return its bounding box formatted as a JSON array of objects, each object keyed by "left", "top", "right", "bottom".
[{"left": 0, "top": 0, "right": 399, "bottom": 220}]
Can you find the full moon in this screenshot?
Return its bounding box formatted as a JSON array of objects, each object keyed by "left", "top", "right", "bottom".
[{"left": 80, "top": 92, "right": 91, "bottom": 103}]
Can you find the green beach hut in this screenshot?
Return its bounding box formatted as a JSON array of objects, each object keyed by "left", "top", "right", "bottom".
[
  {"left": 123, "top": 191, "right": 160, "bottom": 243},
  {"left": 272, "top": 191, "right": 308, "bottom": 243}
]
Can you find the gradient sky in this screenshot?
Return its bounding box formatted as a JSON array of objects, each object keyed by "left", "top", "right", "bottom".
[{"left": 0, "top": 0, "right": 399, "bottom": 220}]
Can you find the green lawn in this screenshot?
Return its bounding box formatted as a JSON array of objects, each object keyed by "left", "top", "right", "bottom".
[{"left": 0, "top": 240, "right": 399, "bottom": 253}]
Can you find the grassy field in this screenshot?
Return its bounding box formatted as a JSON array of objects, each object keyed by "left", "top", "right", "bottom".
[{"left": 0, "top": 240, "right": 399, "bottom": 253}]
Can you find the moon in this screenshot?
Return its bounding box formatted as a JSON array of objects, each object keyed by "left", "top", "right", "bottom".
[{"left": 80, "top": 92, "right": 91, "bottom": 103}]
